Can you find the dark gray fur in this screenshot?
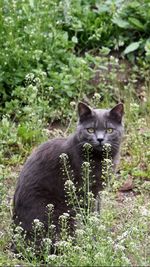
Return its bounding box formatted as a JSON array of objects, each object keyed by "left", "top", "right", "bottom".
[{"left": 13, "top": 102, "right": 124, "bottom": 243}]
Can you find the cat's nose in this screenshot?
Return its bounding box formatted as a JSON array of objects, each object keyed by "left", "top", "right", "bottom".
[{"left": 97, "top": 138, "right": 104, "bottom": 144}]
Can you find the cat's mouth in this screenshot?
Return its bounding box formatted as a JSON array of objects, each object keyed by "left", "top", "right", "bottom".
[
  {"left": 94, "top": 143, "right": 111, "bottom": 152},
  {"left": 94, "top": 144, "right": 103, "bottom": 151}
]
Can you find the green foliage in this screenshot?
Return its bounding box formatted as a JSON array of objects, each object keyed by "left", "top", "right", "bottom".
[
  {"left": 0, "top": 0, "right": 150, "bottom": 265},
  {"left": 9, "top": 144, "right": 150, "bottom": 266},
  {"left": 113, "top": 0, "right": 150, "bottom": 58},
  {"left": 0, "top": 0, "right": 92, "bottom": 106},
  {"left": 0, "top": 0, "right": 150, "bottom": 109},
  {"left": 59, "top": 0, "right": 116, "bottom": 49}
]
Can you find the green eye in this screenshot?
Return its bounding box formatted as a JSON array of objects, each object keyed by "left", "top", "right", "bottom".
[
  {"left": 106, "top": 128, "right": 113, "bottom": 134},
  {"left": 87, "top": 128, "right": 95, "bottom": 134}
]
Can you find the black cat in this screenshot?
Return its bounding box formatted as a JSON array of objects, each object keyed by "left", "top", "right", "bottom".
[{"left": 13, "top": 102, "right": 124, "bottom": 244}]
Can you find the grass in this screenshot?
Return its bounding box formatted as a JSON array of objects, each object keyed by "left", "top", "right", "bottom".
[
  {"left": 0, "top": 0, "right": 150, "bottom": 265},
  {"left": 0, "top": 55, "right": 150, "bottom": 266}
]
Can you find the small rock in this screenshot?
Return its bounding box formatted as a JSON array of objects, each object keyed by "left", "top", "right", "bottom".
[{"left": 119, "top": 176, "right": 134, "bottom": 192}]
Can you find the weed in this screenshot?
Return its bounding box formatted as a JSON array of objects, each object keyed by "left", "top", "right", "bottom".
[{"left": 0, "top": 1, "right": 150, "bottom": 265}]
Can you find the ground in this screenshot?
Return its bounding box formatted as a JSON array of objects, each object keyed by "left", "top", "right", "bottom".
[{"left": 0, "top": 55, "right": 150, "bottom": 266}]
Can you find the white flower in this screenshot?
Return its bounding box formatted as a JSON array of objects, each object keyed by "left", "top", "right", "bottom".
[
  {"left": 47, "top": 203, "right": 54, "bottom": 210},
  {"left": 62, "top": 212, "right": 70, "bottom": 217},
  {"left": 103, "top": 158, "right": 112, "bottom": 164},
  {"left": 47, "top": 254, "right": 57, "bottom": 261},
  {"left": 103, "top": 143, "right": 111, "bottom": 148},
  {"left": 55, "top": 240, "right": 69, "bottom": 248},
  {"left": 83, "top": 143, "right": 92, "bottom": 150},
  {"left": 70, "top": 101, "right": 76, "bottom": 107},
  {"left": 49, "top": 86, "right": 54, "bottom": 91},
  {"left": 59, "top": 213, "right": 70, "bottom": 220},
  {"left": 59, "top": 153, "right": 68, "bottom": 160},
  {"left": 75, "top": 229, "right": 85, "bottom": 236},
  {"left": 65, "top": 180, "right": 74, "bottom": 187},
  {"left": 116, "top": 230, "right": 129, "bottom": 242},
  {"left": 93, "top": 93, "right": 101, "bottom": 100},
  {"left": 43, "top": 238, "right": 52, "bottom": 245},
  {"left": 141, "top": 207, "right": 150, "bottom": 217},
  {"left": 33, "top": 219, "right": 40, "bottom": 224},
  {"left": 114, "top": 243, "right": 125, "bottom": 251},
  {"left": 82, "top": 161, "right": 90, "bottom": 168},
  {"left": 33, "top": 219, "right": 43, "bottom": 228},
  {"left": 89, "top": 216, "right": 100, "bottom": 225},
  {"left": 94, "top": 252, "right": 104, "bottom": 260},
  {"left": 15, "top": 226, "right": 24, "bottom": 233},
  {"left": 50, "top": 224, "right": 56, "bottom": 230}
]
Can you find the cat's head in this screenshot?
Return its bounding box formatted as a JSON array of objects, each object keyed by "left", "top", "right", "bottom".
[{"left": 76, "top": 102, "right": 124, "bottom": 156}]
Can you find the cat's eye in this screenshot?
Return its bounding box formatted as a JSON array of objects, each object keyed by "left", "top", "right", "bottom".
[
  {"left": 87, "top": 127, "right": 95, "bottom": 134},
  {"left": 106, "top": 128, "right": 113, "bottom": 134}
]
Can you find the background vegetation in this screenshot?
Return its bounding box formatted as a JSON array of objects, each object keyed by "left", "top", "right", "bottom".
[{"left": 0, "top": 0, "right": 150, "bottom": 266}]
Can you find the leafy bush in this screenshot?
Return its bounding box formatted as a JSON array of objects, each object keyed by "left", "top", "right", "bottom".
[
  {"left": 0, "top": 0, "right": 92, "bottom": 107},
  {"left": 0, "top": 0, "right": 150, "bottom": 111},
  {"left": 58, "top": 0, "right": 116, "bottom": 49},
  {"left": 113, "top": 0, "right": 150, "bottom": 58}
]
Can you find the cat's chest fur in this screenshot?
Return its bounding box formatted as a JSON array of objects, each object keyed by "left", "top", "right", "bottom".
[{"left": 19, "top": 135, "right": 103, "bottom": 200}]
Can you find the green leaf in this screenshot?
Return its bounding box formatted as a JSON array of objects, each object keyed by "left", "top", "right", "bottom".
[
  {"left": 112, "top": 17, "right": 130, "bottom": 29},
  {"left": 145, "top": 39, "right": 150, "bottom": 51},
  {"left": 66, "top": 90, "right": 73, "bottom": 97},
  {"left": 96, "top": 4, "right": 110, "bottom": 14},
  {"left": 145, "top": 39, "right": 150, "bottom": 59},
  {"left": 128, "top": 17, "right": 145, "bottom": 31},
  {"left": 29, "top": 0, "right": 34, "bottom": 9},
  {"left": 72, "top": 36, "right": 78, "bottom": 44},
  {"left": 123, "top": 41, "right": 141, "bottom": 55}
]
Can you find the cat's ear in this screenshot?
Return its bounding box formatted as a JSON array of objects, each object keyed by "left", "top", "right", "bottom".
[
  {"left": 110, "top": 103, "right": 124, "bottom": 123},
  {"left": 78, "top": 102, "right": 92, "bottom": 121}
]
